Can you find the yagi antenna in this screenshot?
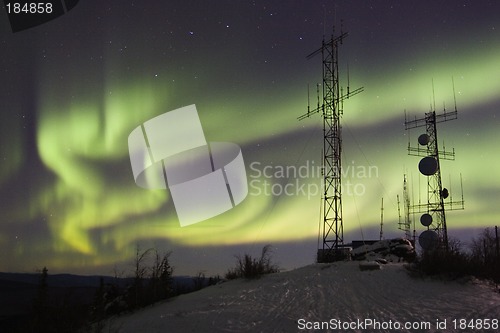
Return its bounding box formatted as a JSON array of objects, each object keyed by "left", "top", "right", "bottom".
[
  {"left": 340, "top": 19, "right": 344, "bottom": 42},
  {"left": 460, "top": 173, "right": 464, "bottom": 203},
  {"left": 432, "top": 78, "right": 436, "bottom": 112},
  {"left": 307, "top": 84, "right": 310, "bottom": 114},
  {"left": 317, "top": 83, "right": 320, "bottom": 111},
  {"left": 449, "top": 174, "right": 453, "bottom": 203},
  {"left": 397, "top": 194, "right": 401, "bottom": 226},
  {"left": 347, "top": 62, "right": 350, "bottom": 96},
  {"left": 323, "top": 6, "right": 327, "bottom": 36},
  {"left": 452, "top": 76, "right": 458, "bottom": 112}
]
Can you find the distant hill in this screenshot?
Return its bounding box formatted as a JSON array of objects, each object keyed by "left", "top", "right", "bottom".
[
  {"left": 0, "top": 271, "right": 200, "bottom": 330},
  {"left": 0, "top": 272, "right": 132, "bottom": 288}
]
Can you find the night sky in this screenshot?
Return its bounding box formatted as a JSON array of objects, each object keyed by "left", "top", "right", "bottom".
[{"left": 1, "top": 0, "right": 499, "bottom": 276}]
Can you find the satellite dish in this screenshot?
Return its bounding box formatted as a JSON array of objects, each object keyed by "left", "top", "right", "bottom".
[
  {"left": 419, "top": 230, "right": 439, "bottom": 251},
  {"left": 418, "top": 156, "right": 438, "bottom": 176},
  {"left": 420, "top": 213, "right": 433, "bottom": 227},
  {"left": 441, "top": 188, "right": 449, "bottom": 199},
  {"left": 418, "top": 134, "right": 430, "bottom": 146}
]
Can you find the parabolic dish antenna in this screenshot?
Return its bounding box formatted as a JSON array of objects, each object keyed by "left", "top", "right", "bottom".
[
  {"left": 418, "top": 156, "right": 438, "bottom": 176},
  {"left": 420, "top": 213, "right": 433, "bottom": 227},
  {"left": 418, "top": 133, "right": 430, "bottom": 146},
  {"left": 419, "top": 230, "right": 439, "bottom": 251}
]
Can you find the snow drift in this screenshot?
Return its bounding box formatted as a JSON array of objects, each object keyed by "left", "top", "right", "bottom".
[{"left": 106, "top": 262, "right": 500, "bottom": 332}]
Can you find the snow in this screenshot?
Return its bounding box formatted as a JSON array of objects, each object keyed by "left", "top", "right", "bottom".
[{"left": 106, "top": 262, "right": 500, "bottom": 332}]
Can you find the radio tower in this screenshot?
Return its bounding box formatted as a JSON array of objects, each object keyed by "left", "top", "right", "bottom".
[
  {"left": 298, "top": 28, "right": 363, "bottom": 262},
  {"left": 397, "top": 175, "right": 413, "bottom": 242},
  {"left": 404, "top": 82, "right": 464, "bottom": 251}
]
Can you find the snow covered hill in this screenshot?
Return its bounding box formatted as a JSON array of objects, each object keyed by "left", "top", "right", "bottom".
[{"left": 106, "top": 262, "right": 500, "bottom": 332}]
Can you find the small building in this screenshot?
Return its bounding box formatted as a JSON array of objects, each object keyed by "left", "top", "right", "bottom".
[{"left": 350, "top": 240, "right": 380, "bottom": 250}]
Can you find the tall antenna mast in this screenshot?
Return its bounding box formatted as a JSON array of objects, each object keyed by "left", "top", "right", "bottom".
[
  {"left": 298, "top": 28, "right": 363, "bottom": 263},
  {"left": 452, "top": 76, "right": 458, "bottom": 112},
  {"left": 397, "top": 194, "right": 402, "bottom": 230},
  {"left": 399, "top": 174, "right": 412, "bottom": 241},
  {"left": 379, "top": 197, "right": 384, "bottom": 241},
  {"left": 404, "top": 82, "right": 464, "bottom": 252}
]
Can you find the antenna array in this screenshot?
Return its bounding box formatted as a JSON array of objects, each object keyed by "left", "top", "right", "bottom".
[{"left": 404, "top": 82, "right": 464, "bottom": 251}]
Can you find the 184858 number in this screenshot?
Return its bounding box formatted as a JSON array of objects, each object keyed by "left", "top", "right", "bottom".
[{"left": 6, "top": 2, "right": 53, "bottom": 14}]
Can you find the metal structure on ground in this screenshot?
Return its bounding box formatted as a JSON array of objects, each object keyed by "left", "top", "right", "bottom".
[
  {"left": 298, "top": 28, "right": 363, "bottom": 262},
  {"left": 404, "top": 84, "right": 464, "bottom": 251},
  {"left": 397, "top": 175, "right": 414, "bottom": 243}
]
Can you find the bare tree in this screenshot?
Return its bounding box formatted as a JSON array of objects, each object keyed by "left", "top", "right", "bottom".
[
  {"left": 150, "top": 249, "right": 173, "bottom": 301},
  {"left": 471, "top": 228, "right": 496, "bottom": 265},
  {"left": 130, "top": 245, "right": 153, "bottom": 308}
]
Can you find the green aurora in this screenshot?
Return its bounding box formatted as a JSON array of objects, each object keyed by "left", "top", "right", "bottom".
[{"left": 1, "top": 1, "right": 499, "bottom": 275}]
